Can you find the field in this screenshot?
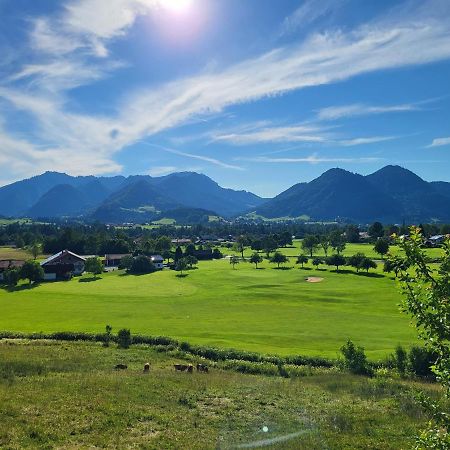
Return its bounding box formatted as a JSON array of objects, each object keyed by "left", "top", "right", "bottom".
[
  {"left": 0, "top": 246, "right": 36, "bottom": 261},
  {"left": 0, "top": 339, "right": 438, "bottom": 449},
  {"left": 0, "top": 246, "right": 419, "bottom": 359}
]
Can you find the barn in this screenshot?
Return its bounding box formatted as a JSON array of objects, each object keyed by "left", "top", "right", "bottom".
[{"left": 40, "top": 250, "right": 86, "bottom": 281}]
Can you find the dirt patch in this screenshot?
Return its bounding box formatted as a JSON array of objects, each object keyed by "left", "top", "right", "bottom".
[{"left": 305, "top": 277, "right": 324, "bottom": 283}]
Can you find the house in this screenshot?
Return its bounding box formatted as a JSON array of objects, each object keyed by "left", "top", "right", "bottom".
[
  {"left": 171, "top": 239, "right": 192, "bottom": 245},
  {"left": 0, "top": 260, "right": 25, "bottom": 282},
  {"left": 426, "top": 235, "right": 445, "bottom": 247},
  {"left": 40, "top": 250, "right": 86, "bottom": 280},
  {"left": 150, "top": 255, "right": 164, "bottom": 270},
  {"left": 105, "top": 254, "right": 131, "bottom": 268}
]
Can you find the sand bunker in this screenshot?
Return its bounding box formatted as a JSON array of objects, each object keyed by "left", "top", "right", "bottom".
[{"left": 306, "top": 277, "right": 324, "bottom": 283}]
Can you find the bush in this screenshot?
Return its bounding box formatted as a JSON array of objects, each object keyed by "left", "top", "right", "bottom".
[
  {"left": 408, "top": 346, "right": 436, "bottom": 378},
  {"left": 340, "top": 340, "right": 372, "bottom": 376},
  {"left": 117, "top": 329, "right": 132, "bottom": 349},
  {"left": 393, "top": 345, "right": 408, "bottom": 376},
  {"left": 129, "top": 256, "right": 155, "bottom": 274}
]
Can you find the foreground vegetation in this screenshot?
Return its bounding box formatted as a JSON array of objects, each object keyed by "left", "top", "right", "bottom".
[{"left": 0, "top": 339, "right": 441, "bottom": 449}]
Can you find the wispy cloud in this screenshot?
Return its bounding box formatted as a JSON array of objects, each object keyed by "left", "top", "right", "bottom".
[
  {"left": 237, "top": 155, "right": 382, "bottom": 164},
  {"left": 2, "top": 0, "right": 450, "bottom": 182},
  {"left": 316, "top": 102, "right": 421, "bottom": 121},
  {"left": 147, "top": 165, "right": 202, "bottom": 176},
  {"left": 280, "top": 0, "right": 347, "bottom": 37},
  {"left": 426, "top": 136, "right": 450, "bottom": 147},
  {"left": 142, "top": 143, "right": 244, "bottom": 171},
  {"left": 337, "top": 136, "right": 397, "bottom": 146}
]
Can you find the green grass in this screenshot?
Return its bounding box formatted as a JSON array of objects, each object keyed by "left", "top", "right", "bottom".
[
  {"left": 0, "top": 254, "right": 417, "bottom": 359},
  {"left": 0, "top": 339, "right": 438, "bottom": 449},
  {"left": 0, "top": 246, "right": 50, "bottom": 261},
  {"left": 219, "top": 240, "right": 444, "bottom": 260}
]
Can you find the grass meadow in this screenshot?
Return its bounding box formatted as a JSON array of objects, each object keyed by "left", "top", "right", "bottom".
[
  {"left": 0, "top": 339, "right": 438, "bottom": 449},
  {"left": 0, "top": 244, "right": 420, "bottom": 360}
]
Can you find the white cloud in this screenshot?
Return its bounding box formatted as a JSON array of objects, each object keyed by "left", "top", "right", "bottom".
[
  {"left": 280, "top": 0, "right": 347, "bottom": 37},
  {"left": 2, "top": 0, "right": 450, "bottom": 182},
  {"left": 316, "top": 102, "right": 421, "bottom": 121},
  {"left": 238, "top": 155, "right": 382, "bottom": 164},
  {"left": 427, "top": 137, "right": 450, "bottom": 147},
  {"left": 337, "top": 136, "right": 397, "bottom": 146}
]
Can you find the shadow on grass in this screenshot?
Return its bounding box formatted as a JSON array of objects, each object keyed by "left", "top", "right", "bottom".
[
  {"left": 355, "top": 272, "right": 385, "bottom": 279},
  {"left": 79, "top": 276, "right": 102, "bottom": 283},
  {"left": 1, "top": 282, "right": 41, "bottom": 292},
  {"left": 176, "top": 273, "right": 189, "bottom": 278},
  {"left": 297, "top": 266, "right": 312, "bottom": 270},
  {"left": 273, "top": 266, "right": 293, "bottom": 270}
]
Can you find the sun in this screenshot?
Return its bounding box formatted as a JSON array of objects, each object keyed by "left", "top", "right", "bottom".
[{"left": 160, "top": 0, "right": 193, "bottom": 14}]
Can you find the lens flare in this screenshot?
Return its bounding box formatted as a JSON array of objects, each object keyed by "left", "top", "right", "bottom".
[{"left": 160, "top": 0, "right": 193, "bottom": 14}]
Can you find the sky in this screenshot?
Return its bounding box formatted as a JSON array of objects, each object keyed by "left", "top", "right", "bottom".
[{"left": 0, "top": 0, "right": 450, "bottom": 197}]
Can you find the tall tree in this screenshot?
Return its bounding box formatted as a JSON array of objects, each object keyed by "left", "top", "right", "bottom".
[
  {"left": 374, "top": 238, "right": 390, "bottom": 259},
  {"left": 302, "top": 235, "right": 319, "bottom": 257},
  {"left": 20, "top": 261, "right": 44, "bottom": 284},
  {"left": 249, "top": 252, "right": 263, "bottom": 269},
  {"left": 229, "top": 255, "right": 240, "bottom": 269},
  {"left": 326, "top": 254, "right": 346, "bottom": 272},
  {"left": 270, "top": 252, "right": 288, "bottom": 268},
  {"left": 368, "top": 221, "right": 384, "bottom": 239},
  {"left": 84, "top": 257, "right": 103, "bottom": 277},
  {"left": 296, "top": 254, "right": 308, "bottom": 268}
]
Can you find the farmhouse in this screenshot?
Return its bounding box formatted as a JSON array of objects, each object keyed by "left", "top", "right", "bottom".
[
  {"left": 150, "top": 254, "right": 164, "bottom": 270},
  {"left": 427, "top": 234, "right": 446, "bottom": 247},
  {"left": 0, "top": 260, "right": 25, "bottom": 282},
  {"left": 105, "top": 254, "right": 131, "bottom": 268},
  {"left": 40, "top": 250, "right": 86, "bottom": 281}
]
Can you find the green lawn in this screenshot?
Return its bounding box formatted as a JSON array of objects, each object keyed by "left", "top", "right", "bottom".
[
  {"left": 0, "top": 256, "right": 417, "bottom": 359},
  {"left": 0, "top": 340, "right": 437, "bottom": 449},
  {"left": 219, "top": 240, "right": 444, "bottom": 260}
]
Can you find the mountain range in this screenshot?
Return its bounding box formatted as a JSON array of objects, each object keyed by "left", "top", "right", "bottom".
[{"left": 0, "top": 166, "right": 449, "bottom": 223}]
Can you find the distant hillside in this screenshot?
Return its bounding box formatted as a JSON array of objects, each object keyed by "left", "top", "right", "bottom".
[
  {"left": 255, "top": 168, "right": 400, "bottom": 222},
  {"left": 1, "top": 166, "right": 449, "bottom": 223},
  {"left": 254, "top": 165, "right": 450, "bottom": 223}
]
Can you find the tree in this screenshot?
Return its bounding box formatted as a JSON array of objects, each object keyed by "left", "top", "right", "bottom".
[
  {"left": 312, "top": 257, "right": 322, "bottom": 270},
  {"left": 3, "top": 268, "right": 20, "bottom": 287},
  {"left": 30, "top": 242, "right": 41, "bottom": 260},
  {"left": 229, "top": 255, "right": 240, "bottom": 269},
  {"left": 103, "top": 324, "right": 113, "bottom": 347},
  {"left": 296, "top": 254, "right": 308, "bottom": 268},
  {"left": 359, "top": 257, "right": 377, "bottom": 273},
  {"left": 270, "top": 251, "right": 288, "bottom": 268},
  {"left": 326, "top": 254, "right": 346, "bottom": 272},
  {"left": 368, "top": 221, "right": 384, "bottom": 239},
  {"left": 20, "top": 260, "right": 44, "bottom": 284},
  {"left": 347, "top": 253, "right": 366, "bottom": 273},
  {"left": 129, "top": 256, "right": 156, "bottom": 274},
  {"left": 345, "top": 225, "right": 360, "bottom": 243},
  {"left": 185, "top": 255, "right": 198, "bottom": 269},
  {"left": 301, "top": 235, "right": 319, "bottom": 257},
  {"left": 175, "top": 257, "right": 188, "bottom": 275},
  {"left": 117, "top": 328, "right": 131, "bottom": 349},
  {"left": 233, "top": 235, "right": 248, "bottom": 259},
  {"left": 250, "top": 239, "right": 263, "bottom": 252},
  {"left": 278, "top": 231, "right": 293, "bottom": 247},
  {"left": 262, "top": 236, "right": 278, "bottom": 258},
  {"left": 320, "top": 236, "right": 330, "bottom": 257},
  {"left": 249, "top": 252, "right": 263, "bottom": 269},
  {"left": 374, "top": 238, "right": 390, "bottom": 259},
  {"left": 340, "top": 340, "right": 372, "bottom": 376},
  {"left": 329, "top": 230, "right": 346, "bottom": 254},
  {"left": 383, "top": 255, "right": 409, "bottom": 277},
  {"left": 119, "top": 255, "right": 133, "bottom": 270},
  {"left": 390, "top": 227, "right": 450, "bottom": 447},
  {"left": 84, "top": 257, "right": 103, "bottom": 276},
  {"left": 212, "top": 248, "right": 223, "bottom": 259},
  {"left": 184, "top": 243, "right": 196, "bottom": 257},
  {"left": 174, "top": 246, "right": 183, "bottom": 262},
  {"left": 155, "top": 236, "right": 171, "bottom": 254}
]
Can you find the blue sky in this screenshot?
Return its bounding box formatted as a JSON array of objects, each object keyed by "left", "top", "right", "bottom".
[{"left": 0, "top": 0, "right": 450, "bottom": 197}]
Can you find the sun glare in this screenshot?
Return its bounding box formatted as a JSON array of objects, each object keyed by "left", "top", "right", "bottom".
[{"left": 160, "top": 0, "right": 193, "bottom": 14}]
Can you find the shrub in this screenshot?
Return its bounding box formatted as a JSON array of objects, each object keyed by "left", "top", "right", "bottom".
[
  {"left": 129, "top": 256, "right": 155, "bottom": 274},
  {"left": 393, "top": 345, "right": 408, "bottom": 376},
  {"left": 117, "top": 329, "right": 132, "bottom": 349},
  {"left": 408, "top": 346, "right": 436, "bottom": 378},
  {"left": 103, "top": 324, "right": 113, "bottom": 347},
  {"left": 340, "top": 339, "right": 372, "bottom": 376}
]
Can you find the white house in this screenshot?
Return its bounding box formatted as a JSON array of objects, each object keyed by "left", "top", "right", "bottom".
[{"left": 151, "top": 255, "right": 164, "bottom": 270}]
